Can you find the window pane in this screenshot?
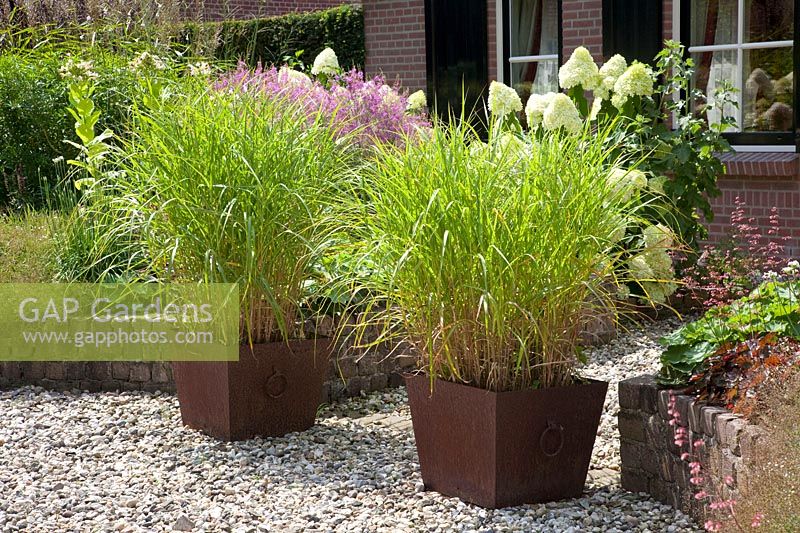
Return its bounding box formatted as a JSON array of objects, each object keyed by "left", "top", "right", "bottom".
[
  {"left": 743, "top": 47, "right": 794, "bottom": 131},
  {"left": 692, "top": 50, "right": 739, "bottom": 130},
  {"left": 510, "top": 60, "right": 558, "bottom": 102},
  {"left": 745, "top": 0, "right": 793, "bottom": 43},
  {"left": 510, "top": 0, "right": 559, "bottom": 57},
  {"left": 691, "top": 0, "right": 737, "bottom": 46}
]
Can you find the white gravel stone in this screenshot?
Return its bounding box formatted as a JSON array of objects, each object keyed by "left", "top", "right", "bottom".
[{"left": 0, "top": 319, "right": 700, "bottom": 531}]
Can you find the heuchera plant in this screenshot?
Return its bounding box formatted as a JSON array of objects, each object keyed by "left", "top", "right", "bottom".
[{"left": 214, "top": 48, "right": 429, "bottom": 149}]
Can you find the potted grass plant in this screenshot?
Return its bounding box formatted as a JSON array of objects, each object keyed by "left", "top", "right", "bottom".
[
  {"left": 119, "top": 81, "right": 353, "bottom": 440},
  {"left": 337, "top": 83, "right": 672, "bottom": 507}
]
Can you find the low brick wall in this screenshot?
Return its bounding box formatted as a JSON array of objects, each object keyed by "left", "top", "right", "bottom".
[
  {"left": 618, "top": 375, "right": 766, "bottom": 520},
  {"left": 0, "top": 315, "right": 615, "bottom": 401},
  {"left": 0, "top": 352, "right": 413, "bottom": 403}
]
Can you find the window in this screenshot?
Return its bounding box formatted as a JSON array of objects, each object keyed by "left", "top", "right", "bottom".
[
  {"left": 680, "top": 0, "right": 799, "bottom": 148},
  {"left": 502, "top": 0, "right": 561, "bottom": 102},
  {"left": 603, "top": 0, "right": 663, "bottom": 66}
]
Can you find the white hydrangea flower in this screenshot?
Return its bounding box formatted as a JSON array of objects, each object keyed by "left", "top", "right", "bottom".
[
  {"left": 59, "top": 58, "right": 98, "bottom": 81},
  {"left": 643, "top": 223, "right": 675, "bottom": 251},
  {"left": 594, "top": 54, "right": 627, "bottom": 100},
  {"left": 589, "top": 97, "right": 603, "bottom": 120},
  {"left": 496, "top": 132, "right": 528, "bottom": 160},
  {"left": 311, "top": 47, "right": 340, "bottom": 76},
  {"left": 607, "top": 168, "right": 647, "bottom": 201},
  {"left": 648, "top": 175, "right": 668, "bottom": 195},
  {"left": 542, "top": 93, "right": 583, "bottom": 134},
  {"left": 642, "top": 282, "right": 669, "bottom": 304},
  {"left": 525, "top": 92, "right": 556, "bottom": 129},
  {"left": 611, "top": 62, "right": 654, "bottom": 109},
  {"left": 488, "top": 81, "right": 523, "bottom": 118},
  {"left": 129, "top": 51, "right": 167, "bottom": 71},
  {"left": 558, "top": 46, "right": 600, "bottom": 90},
  {"left": 782, "top": 260, "right": 800, "bottom": 276},
  {"left": 379, "top": 84, "right": 402, "bottom": 106},
  {"left": 278, "top": 66, "right": 312, "bottom": 87},
  {"left": 628, "top": 255, "right": 655, "bottom": 280},
  {"left": 188, "top": 61, "right": 212, "bottom": 76},
  {"left": 406, "top": 90, "right": 427, "bottom": 112}
]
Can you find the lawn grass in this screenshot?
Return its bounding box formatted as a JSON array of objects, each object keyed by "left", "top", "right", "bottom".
[{"left": 0, "top": 211, "right": 59, "bottom": 282}]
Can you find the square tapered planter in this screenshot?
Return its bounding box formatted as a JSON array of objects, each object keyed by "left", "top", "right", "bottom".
[
  {"left": 173, "top": 338, "right": 331, "bottom": 441},
  {"left": 405, "top": 374, "right": 607, "bottom": 508}
]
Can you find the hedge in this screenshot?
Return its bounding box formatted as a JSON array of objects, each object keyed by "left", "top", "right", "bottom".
[
  {"left": 0, "top": 5, "right": 365, "bottom": 209},
  {"left": 179, "top": 5, "right": 365, "bottom": 70}
]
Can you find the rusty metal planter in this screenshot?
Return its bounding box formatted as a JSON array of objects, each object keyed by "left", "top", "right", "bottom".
[
  {"left": 172, "top": 338, "right": 331, "bottom": 441},
  {"left": 405, "top": 374, "right": 608, "bottom": 508}
]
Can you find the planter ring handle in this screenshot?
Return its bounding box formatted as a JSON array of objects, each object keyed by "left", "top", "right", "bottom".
[
  {"left": 265, "top": 367, "right": 288, "bottom": 399},
  {"left": 540, "top": 420, "right": 565, "bottom": 457}
]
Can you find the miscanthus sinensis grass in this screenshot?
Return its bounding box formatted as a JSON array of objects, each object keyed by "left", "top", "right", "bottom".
[{"left": 338, "top": 118, "right": 645, "bottom": 391}]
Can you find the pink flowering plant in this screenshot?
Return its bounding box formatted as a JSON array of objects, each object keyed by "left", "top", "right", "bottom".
[{"left": 214, "top": 48, "right": 429, "bottom": 149}]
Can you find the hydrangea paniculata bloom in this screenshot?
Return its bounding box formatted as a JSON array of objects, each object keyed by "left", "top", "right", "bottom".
[
  {"left": 215, "top": 63, "right": 429, "bottom": 148},
  {"left": 525, "top": 92, "right": 556, "bottom": 128},
  {"left": 311, "top": 47, "right": 340, "bottom": 76},
  {"left": 607, "top": 167, "right": 647, "bottom": 200},
  {"left": 594, "top": 54, "right": 627, "bottom": 100},
  {"left": 406, "top": 90, "right": 427, "bottom": 112},
  {"left": 558, "top": 46, "right": 600, "bottom": 90},
  {"left": 542, "top": 93, "right": 582, "bottom": 134},
  {"left": 611, "top": 62, "right": 654, "bottom": 109},
  {"left": 488, "top": 81, "right": 523, "bottom": 117},
  {"left": 188, "top": 62, "right": 213, "bottom": 77}
]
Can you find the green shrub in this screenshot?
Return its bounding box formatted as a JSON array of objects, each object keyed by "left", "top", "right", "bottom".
[
  {"left": 178, "top": 5, "right": 365, "bottom": 70},
  {"left": 0, "top": 46, "right": 189, "bottom": 209}
]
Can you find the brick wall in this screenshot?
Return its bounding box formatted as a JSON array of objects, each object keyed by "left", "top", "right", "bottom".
[
  {"left": 362, "top": 0, "right": 427, "bottom": 91},
  {"left": 619, "top": 376, "right": 765, "bottom": 520},
  {"left": 561, "top": 0, "right": 602, "bottom": 58},
  {"left": 709, "top": 154, "right": 800, "bottom": 257}
]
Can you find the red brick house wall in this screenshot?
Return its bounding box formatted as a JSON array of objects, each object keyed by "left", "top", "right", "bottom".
[{"left": 363, "top": 0, "right": 427, "bottom": 90}]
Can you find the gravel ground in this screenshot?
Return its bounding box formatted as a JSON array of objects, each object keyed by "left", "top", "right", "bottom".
[{"left": 0, "top": 319, "right": 701, "bottom": 532}]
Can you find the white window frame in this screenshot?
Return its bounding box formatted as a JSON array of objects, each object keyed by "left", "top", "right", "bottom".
[
  {"left": 674, "top": 1, "right": 795, "bottom": 153},
  {"left": 498, "top": 0, "right": 560, "bottom": 90}
]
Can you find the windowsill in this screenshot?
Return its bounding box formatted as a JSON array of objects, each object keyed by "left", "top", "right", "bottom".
[{"left": 717, "top": 151, "right": 799, "bottom": 178}]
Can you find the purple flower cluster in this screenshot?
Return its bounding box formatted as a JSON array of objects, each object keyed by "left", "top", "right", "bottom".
[{"left": 214, "top": 63, "right": 429, "bottom": 147}]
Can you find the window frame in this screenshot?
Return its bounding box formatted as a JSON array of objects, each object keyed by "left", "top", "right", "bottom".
[
  {"left": 677, "top": 0, "right": 800, "bottom": 151},
  {"left": 499, "top": 0, "right": 563, "bottom": 88}
]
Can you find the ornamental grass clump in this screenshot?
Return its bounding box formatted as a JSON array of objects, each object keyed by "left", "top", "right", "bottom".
[
  {"left": 119, "top": 85, "right": 354, "bottom": 343},
  {"left": 339, "top": 116, "right": 653, "bottom": 391}
]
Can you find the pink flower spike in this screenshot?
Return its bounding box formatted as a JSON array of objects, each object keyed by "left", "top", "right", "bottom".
[
  {"left": 694, "top": 491, "right": 708, "bottom": 500},
  {"left": 724, "top": 475, "right": 734, "bottom": 486},
  {"left": 681, "top": 452, "right": 690, "bottom": 461},
  {"left": 693, "top": 439, "right": 704, "bottom": 449}
]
